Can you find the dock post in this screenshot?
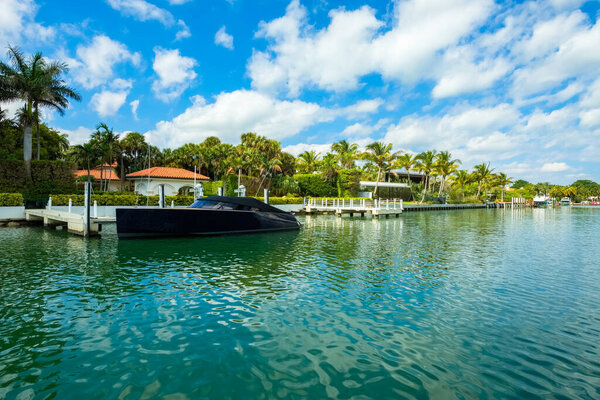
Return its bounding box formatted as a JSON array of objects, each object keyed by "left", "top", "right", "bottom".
[
  {"left": 47, "top": 196, "right": 52, "bottom": 210},
  {"left": 342, "top": 198, "right": 345, "bottom": 208},
  {"left": 218, "top": 186, "right": 224, "bottom": 196},
  {"left": 159, "top": 184, "right": 165, "bottom": 208},
  {"left": 171, "top": 200, "right": 175, "bottom": 208},
  {"left": 83, "top": 181, "right": 91, "bottom": 238},
  {"left": 93, "top": 200, "right": 98, "bottom": 218},
  {"left": 68, "top": 198, "right": 72, "bottom": 213},
  {"left": 386, "top": 199, "right": 389, "bottom": 209},
  {"left": 400, "top": 199, "right": 403, "bottom": 211},
  {"left": 264, "top": 189, "right": 269, "bottom": 204}
]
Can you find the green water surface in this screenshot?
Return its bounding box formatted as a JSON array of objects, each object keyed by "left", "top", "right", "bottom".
[{"left": 1, "top": 208, "right": 599, "bottom": 399}]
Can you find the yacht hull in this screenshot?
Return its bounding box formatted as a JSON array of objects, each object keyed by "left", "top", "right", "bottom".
[{"left": 116, "top": 208, "right": 301, "bottom": 239}]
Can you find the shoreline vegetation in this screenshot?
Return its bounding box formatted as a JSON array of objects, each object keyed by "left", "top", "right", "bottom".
[{"left": 1, "top": 46, "right": 600, "bottom": 206}]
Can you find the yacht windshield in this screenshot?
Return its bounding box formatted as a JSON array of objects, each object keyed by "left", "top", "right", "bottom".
[{"left": 189, "top": 200, "right": 253, "bottom": 210}]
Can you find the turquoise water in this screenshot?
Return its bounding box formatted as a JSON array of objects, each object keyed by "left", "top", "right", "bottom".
[{"left": 1, "top": 208, "right": 599, "bottom": 399}]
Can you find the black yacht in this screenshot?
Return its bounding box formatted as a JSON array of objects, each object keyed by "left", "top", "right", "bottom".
[{"left": 116, "top": 196, "right": 301, "bottom": 239}]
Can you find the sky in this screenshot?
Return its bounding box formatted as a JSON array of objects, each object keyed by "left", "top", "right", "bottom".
[{"left": 1, "top": 0, "right": 599, "bottom": 184}]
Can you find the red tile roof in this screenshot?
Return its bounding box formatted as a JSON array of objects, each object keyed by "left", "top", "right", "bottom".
[
  {"left": 126, "top": 167, "right": 209, "bottom": 180},
  {"left": 75, "top": 169, "right": 120, "bottom": 180}
]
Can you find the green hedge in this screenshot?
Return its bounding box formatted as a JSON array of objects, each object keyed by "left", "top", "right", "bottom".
[
  {"left": 0, "top": 193, "right": 24, "bottom": 206},
  {"left": 0, "top": 160, "right": 76, "bottom": 196},
  {"left": 293, "top": 174, "right": 336, "bottom": 197},
  {"left": 48, "top": 193, "right": 304, "bottom": 206},
  {"left": 50, "top": 194, "right": 196, "bottom": 206}
]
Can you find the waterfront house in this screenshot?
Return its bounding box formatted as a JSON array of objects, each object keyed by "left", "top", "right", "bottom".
[
  {"left": 127, "top": 167, "right": 209, "bottom": 196},
  {"left": 74, "top": 162, "right": 122, "bottom": 191}
]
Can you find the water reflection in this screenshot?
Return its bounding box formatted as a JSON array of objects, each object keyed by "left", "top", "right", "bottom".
[{"left": 1, "top": 209, "right": 600, "bottom": 398}]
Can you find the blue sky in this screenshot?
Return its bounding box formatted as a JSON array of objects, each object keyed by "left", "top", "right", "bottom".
[{"left": 1, "top": 0, "right": 600, "bottom": 184}]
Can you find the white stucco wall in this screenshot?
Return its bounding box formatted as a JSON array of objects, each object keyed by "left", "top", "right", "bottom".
[
  {"left": 133, "top": 178, "right": 196, "bottom": 196},
  {"left": 0, "top": 207, "right": 26, "bottom": 220}
]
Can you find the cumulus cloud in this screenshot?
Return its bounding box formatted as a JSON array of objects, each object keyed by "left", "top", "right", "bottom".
[
  {"left": 67, "top": 35, "right": 141, "bottom": 89},
  {"left": 145, "top": 90, "right": 333, "bottom": 148},
  {"left": 215, "top": 26, "right": 234, "bottom": 50},
  {"left": 248, "top": 0, "right": 493, "bottom": 96},
  {"left": 90, "top": 90, "right": 129, "bottom": 116},
  {"left": 0, "top": 0, "right": 55, "bottom": 45},
  {"left": 175, "top": 20, "right": 191, "bottom": 41},
  {"left": 151, "top": 47, "right": 198, "bottom": 102},
  {"left": 59, "top": 126, "right": 94, "bottom": 145},
  {"left": 282, "top": 143, "right": 333, "bottom": 156}
]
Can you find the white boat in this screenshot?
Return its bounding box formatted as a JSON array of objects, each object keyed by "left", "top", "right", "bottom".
[
  {"left": 560, "top": 197, "right": 571, "bottom": 206},
  {"left": 533, "top": 193, "right": 550, "bottom": 207}
]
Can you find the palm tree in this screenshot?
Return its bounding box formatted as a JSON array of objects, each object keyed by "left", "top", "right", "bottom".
[
  {"left": 331, "top": 140, "right": 359, "bottom": 169},
  {"left": 494, "top": 172, "right": 512, "bottom": 202},
  {"left": 0, "top": 46, "right": 80, "bottom": 178},
  {"left": 255, "top": 154, "right": 282, "bottom": 195},
  {"left": 91, "top": 123, "right": 120, "bottom": 191},
  {"left": 320, "top": 153, "right": 342, "bottom": 196},
  {"left": 415, "top": 150, "right": 437, "bottom": 203},
  {"left": 363, "top": 142, "right": 397, "bottom": 197},
  {"left": 472, "top": 163, "right": 494, "bottom": 199},
  {"left": 297, "top": 150, "right": 321, "bottom": 173},
  {"left": 434, "top": 151, "right": 461, "bottom": 196},
  {"left": 451, "top": 170, "right": 471, "bottom": 201},
  {"left": 71, "top": 142, "right": 100, "bottom": 182},
  {"left": 394, "top": 153, "right": 417, "bottom": 200}
]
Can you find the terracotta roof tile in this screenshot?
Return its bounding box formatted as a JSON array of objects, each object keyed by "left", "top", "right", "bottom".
[
  {"left": 126, "top": 167, "right": 209, "bottom": 180},
  {"left": 75, "top": 169, "right": 120, "bottom": 180}
]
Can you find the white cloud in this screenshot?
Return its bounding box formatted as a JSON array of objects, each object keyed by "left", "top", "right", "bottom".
[
  {"left": 146, "top": 89, "right": 333, "bottom": 148},
  {"left": 130, "top": 99, "right": 140, "bottom": 120},
  {"left": 106, "top": 0, "right": 174, "bottom": 26},
  {"left": 541, "top": 162, "right": 570, "bottom": 172},
  {"left": 151, "top": 47, "right": 198, "bottom": 102},
  {"left": 175, "top": 20, "right": 191, "bottom": 41},
  {"left": 343, "top": 99, "right": 383, "bottom": 119},
  {"left": 168, "top": 0, "right": 192, "bottom": 4},
  {"left": 0, "top": 0, "right": 55, "bottom": 45},
  {"left": 383, "top": 104, "right": 522, "bottom": 165},
  {"left": 215, "top": 26, "right": 234, "bottom": 50},
  {"left": 68, "top": 35, "right": 141, "bottom": 89},
  {"left": 248, "top": 0, "right": 493, "bottom": 96},
  {"left": 282, "top": 143, "right": 332, "bottom": 156},
  {"left": 59, "top": 126, "right": 94, "bottom": 145},
  {"left": 90, "top": 90, "right": 129, "bottom": 116}
]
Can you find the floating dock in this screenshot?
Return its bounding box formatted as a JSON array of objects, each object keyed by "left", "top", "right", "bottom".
[{"left": 303, "top": 198, "right": 403, "bottom": 218}]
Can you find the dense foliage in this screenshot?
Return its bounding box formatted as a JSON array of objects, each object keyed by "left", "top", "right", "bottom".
[
  {"left": 0, "top": 193, "right": 24, "bottom": 206},
  {"left": 0, "top": 160, "right": 75, "bottom": 196}
]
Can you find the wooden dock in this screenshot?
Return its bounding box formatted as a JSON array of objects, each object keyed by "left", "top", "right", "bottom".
[
  {"left": 26, "top": 209, "right": 115, "bottom": 236},
  {"left": 303, "top": 198, "right": 403, "bottom": 218}
]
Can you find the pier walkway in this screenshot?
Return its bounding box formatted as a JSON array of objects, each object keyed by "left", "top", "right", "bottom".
[
  {"left": 303, "top": 198, "right": 403, "bottom": 218},
  {"left": 26, "top": 209, "right": 115, "bottom": 236}
]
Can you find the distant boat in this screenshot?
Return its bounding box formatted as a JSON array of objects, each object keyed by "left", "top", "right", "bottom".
[
  {"left": 533, "top": 193, "right": 550, "bottom": 207},
  {"left": 560, "top": 197, "right": 571, "bottom": 206},
  {"left": 116, "top": 196, "right": 301, "bottom": 239}
]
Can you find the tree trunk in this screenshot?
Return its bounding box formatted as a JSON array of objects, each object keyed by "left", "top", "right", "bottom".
[
  {"left": 476, "top": 183, "right": 481, "bottom": 197},
  {"left": 23, "top": 124, "right": 33, "bottom": 180},
  {"left": 501, "top": 188, "right": 504, "bottom": 202},
  {"left": 374, "top": 168, "right": 381, "bottom": 197},
  {"left": 438, "top": 176, "right": 444, "bottom": 196},
  {"left": 120, "top": 153, "right": 125, "bottom": 192},
  {"left": 407, "top": 170, "right": 414, "bottom": 201},
  {"left": 36, "top": 107, "right": 41, "bottom": 160}
]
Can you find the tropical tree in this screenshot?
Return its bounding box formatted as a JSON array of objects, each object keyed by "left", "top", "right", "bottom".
[
  {"left": 394, "top": 153, "right": 417, "bottom": 201},
  {"left": 434, "top": 151, "right": 461, "bottom": 196},
  {"left": 0, "top": 46, "right": 80, "bottom": 178},
  {"left": 320, "top": 153, "right": 342, "bottom": 196},
  {"left": 71, "top": 142, "right": 100, "bottom": 181},
  {"left": 363, "top": 142, "right": 397, "bottom": 197},
  {"left": 494, "top": 172, "right": 512, "bottom": 202},
  {"left": 451, "top": 170, "right": 472, "bottom": 200},
  {"left": 91, "top": 123, "right": 120, "bottom": 191},
  {"left": 331, "top": 140, "right": 359, "bottom": 169},
  {"left": 297, "top": 150, "right": 321, "bottom": 173},
  {"left": 472, "top": 163, "right": 494, "bottom": 199},
  {"left": 415, "top": 150, "right": 437, "bottom": 203}
]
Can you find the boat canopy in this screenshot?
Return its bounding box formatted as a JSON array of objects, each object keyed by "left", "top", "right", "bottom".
[{"left": 189, "top": 196, "right": 286, "bottom": 213}]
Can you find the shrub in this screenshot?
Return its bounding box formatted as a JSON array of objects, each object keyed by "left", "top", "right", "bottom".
[
  {"left": 0, "top": 193, "right": 24, "bottom": 206},
  {"left": 0, "top": 160, "right": 76, "bottom": 196},
  {"left": 338, "top": 169, "right": 362, "bottom": 197},
  {"left": 293, "top": 174, "right": 336, "bottom": 197},
  {"left": 252, "top": 196, "right": 303, "bottom": 205}
]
